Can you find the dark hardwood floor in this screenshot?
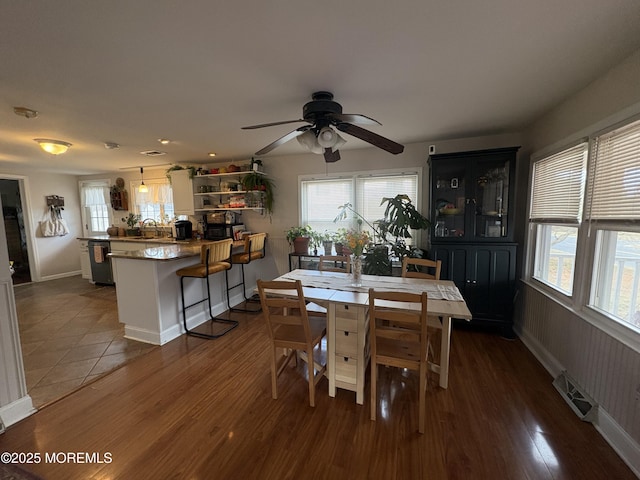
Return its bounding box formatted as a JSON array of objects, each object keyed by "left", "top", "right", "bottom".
[{"left": 0, "top": 309, "right": 635, "bottom": 480}]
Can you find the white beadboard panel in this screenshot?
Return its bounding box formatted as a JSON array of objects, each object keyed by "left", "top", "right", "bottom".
[
  {"left": 270, "top": 236, "right": 292, "bottom": 276},
  {"left": 515, "top": 283, "right": 640, "bottom": 457}
]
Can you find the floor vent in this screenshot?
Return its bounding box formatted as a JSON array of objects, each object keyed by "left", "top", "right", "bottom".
[{"left": 553, "top": 371, "right": 598, "bottom": 422}]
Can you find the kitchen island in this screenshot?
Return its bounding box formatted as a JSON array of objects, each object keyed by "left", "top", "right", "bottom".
[{"left": 109, "top": 242, "right": 239, "bottom": 345}]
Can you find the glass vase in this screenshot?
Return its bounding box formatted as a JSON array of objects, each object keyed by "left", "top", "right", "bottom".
[{"left": 351, "top": 254, "right": 363, "bottom": 287}]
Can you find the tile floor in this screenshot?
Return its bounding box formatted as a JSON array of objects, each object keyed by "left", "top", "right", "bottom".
[{"left": 14, "top": 275, "right": 156, "bottom": 408}]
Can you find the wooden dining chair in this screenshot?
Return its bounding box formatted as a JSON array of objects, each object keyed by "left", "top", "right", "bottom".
[
  {"left": 318, "top": 255, "right": 351, "bottom": 273},
  {"left": 401, "top": 257, "right": 442, "bottom": 280},
  {"left": 402, "top": 256, "right": 444, "bottom": 366},
  {"left": 257, "top": 279, "right": 327, "bottom": 407},
  {"left": 369, "top": 288, "right": 429, "bottom": 433}
]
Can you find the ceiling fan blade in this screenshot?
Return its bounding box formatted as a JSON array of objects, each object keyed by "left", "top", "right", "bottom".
[
  {"left": 254, "top": 128, "right": 307, "bottom": 155},
  {"left": 329, "top": 113, "right": 381, "bottom": 126},
  {"left": 242, "top": 119, "right": 308, "bottom": 130},
  {"left": 324, "top": 148, "right": 341, "bottom": 163},
  {"left": 336, "top": 123, "right": 404, "bottom": 154}
]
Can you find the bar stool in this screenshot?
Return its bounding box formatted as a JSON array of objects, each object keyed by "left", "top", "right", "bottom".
[
  {"left": 226, "top": 233, "right": 267, "bottom": 313},
  {"left": 175, "top": 239, "right": 238, "bottom": 339}
]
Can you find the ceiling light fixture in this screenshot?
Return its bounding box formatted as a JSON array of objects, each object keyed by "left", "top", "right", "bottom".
[
  {"left": 138, "top": 167, "right": 148, "bottom": 193},
  {"left": 14, "top": 106, "right": 39, "bottom": 119},
  {"left": 34, "top": 138, "right": 72, "bottom": 155},
  {"left": 104, "top": 141, "right": 120, "bottom": 149},
  {"left": 158, "top": 138, "right": 171, "bottom": 145},
  {"left": 297, "top": 127, "right": 346, "bottom": 154},
  {"left": 208, "top": 152, "right": 217, "bottom": 157}
]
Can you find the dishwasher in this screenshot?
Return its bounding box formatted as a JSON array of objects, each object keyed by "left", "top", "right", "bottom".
[{"left": 88, "top": 240, "right": 114, "bottom": 285}]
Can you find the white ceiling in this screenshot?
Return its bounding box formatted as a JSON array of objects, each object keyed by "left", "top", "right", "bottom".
[{"left": 1, "top": 0, "right": 639, "bottom": 174}]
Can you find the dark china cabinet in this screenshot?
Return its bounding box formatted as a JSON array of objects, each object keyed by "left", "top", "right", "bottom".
[{"left": 429, "top": 147, "right": 519, "bottom": 337}]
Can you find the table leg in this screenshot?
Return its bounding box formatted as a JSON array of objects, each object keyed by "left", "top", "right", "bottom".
[
  {"left": 328, "top": 303, "right": 336, "bottom": 398},
  {"left": 439, "top": 316, "right": 452, "bottom": 388}
]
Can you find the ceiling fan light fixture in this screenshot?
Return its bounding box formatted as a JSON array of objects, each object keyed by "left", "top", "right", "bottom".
[
  {"left": 317, "top": 126, "right": 338, "bottom": 148},
  {"left": 297, "top": 129, "right": 323, "bottom": 154},
  {"left": 34, "top": 138, "right": 72, "bottom": 155}
]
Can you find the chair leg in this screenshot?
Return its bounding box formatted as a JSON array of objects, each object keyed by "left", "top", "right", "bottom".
[
  {"left": 370, "top": 360, "right": 377, "bottom": 421},
  {"left": 180, "top": 274, "right": 238, "bottom": 340},
  {"left": 419, "top": 362, "right": 427, "bottom": 434},
  {"left": 226, "top": 265, "right": 262, "bottom": 313},
  {"left": 307, "top": 348, "right": 315, "bottom": 407}
]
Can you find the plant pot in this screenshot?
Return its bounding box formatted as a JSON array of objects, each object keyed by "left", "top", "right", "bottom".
[
  {"left": 335, "top": 242, "right": 344, "bottom": 255},
  {"left": 293, "top": 237, "right": 310, "bottom": 254},
  {"left": 322, "top": 241, "right": 333, "bottom": 255},
  {"left": 126, "top": 228, "right": 140, "bottom": 237}
]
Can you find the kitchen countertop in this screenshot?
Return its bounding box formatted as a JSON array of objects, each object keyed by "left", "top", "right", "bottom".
[
  {"left": 77, "top": 235, "right": 192, "bottom": 244},
  {"left": 108, "top": 244, "right": 202, "bottom": 261}
]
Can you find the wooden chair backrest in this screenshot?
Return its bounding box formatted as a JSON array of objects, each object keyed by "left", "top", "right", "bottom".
[
  {"left": 257, "top": 279, "right": 312, "bottom": 345},
  {"left": 369, "top": 289, "right": 428, "bottom": 372},
  {"left": 318, "top": 255, "right": 351, "bottom": 273},
  {"left": 402, "top": 257, "right": 442, "bottom": 280}
]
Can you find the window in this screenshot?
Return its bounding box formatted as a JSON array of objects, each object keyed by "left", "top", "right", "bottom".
[
  {"left": 587, "top": 118, "right": 640, "bottom": 331},
  {"left": 300, "top": 170, "right": 420, "bottom": 243},
  {"left": 129, "top": 179, "right": 174, "bottom": 223},
  {"left": 80, "top": 181, "right": 110, "bottom": 236},
  {"left": 529, "top": 143, "right": 587, "bottom": 295}
]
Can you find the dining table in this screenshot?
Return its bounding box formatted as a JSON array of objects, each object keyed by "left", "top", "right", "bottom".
[{"left": 271, "top": 269, "right": 472, "bottom": 405}]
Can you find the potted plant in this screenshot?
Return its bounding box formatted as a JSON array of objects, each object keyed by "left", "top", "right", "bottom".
[
  {"left": 286, "top": 225, "right": 314, "bottom": 254},
  {"left": 333, "top": 195, "right": 431, "bottom": 275},
  {"left": 165, "top": 165, "right": 197, "bottom": 182},
  {"left": 321, "top": 230, "right": 336, "bottom": 255},
  {"left": 240, "top": 171, "right": 274, "bottom": 215},
  {"left": 122, "top": 212, "right": 142, "bottom": 236},
  {"left": 333, "top": 228, "right": 348, "bottom": 255}
]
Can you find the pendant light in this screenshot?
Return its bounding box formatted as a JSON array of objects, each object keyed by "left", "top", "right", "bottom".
[{"left": 138, "top": 167, "right": 149, "bottom": 193}]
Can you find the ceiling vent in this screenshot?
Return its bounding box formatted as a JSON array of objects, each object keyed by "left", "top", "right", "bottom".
[{"left": 139, "top": 150, "right": 166, "bottom": 156}]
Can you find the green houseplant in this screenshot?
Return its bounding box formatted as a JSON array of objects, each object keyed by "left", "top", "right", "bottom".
[
  {"left": 240, "top": 171, "right": 274, "bottom": 215},
  {"left": 334, "top": 195, "right": 431, "bottom": 275},
  {"left": 165, "top": 164, "right": 197, "bottom": 182},
  {"left": 122, "top": 212, "right": 141, "bottom": 236},
  {"left": 286, "top": 225, "right": 314, "bottom": 254}
]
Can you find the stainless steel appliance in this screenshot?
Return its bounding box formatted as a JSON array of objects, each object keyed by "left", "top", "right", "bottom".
[
  {"left": 88, "top": 240, "right": 114, "bottom": 285},
  {"left": 174, "top": 220, "right": 192, "bottom": 240}
]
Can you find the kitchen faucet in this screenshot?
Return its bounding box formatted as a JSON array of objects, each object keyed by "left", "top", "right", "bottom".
[{"left": 142, "top": 218, "right": 159, "bottom": 237}]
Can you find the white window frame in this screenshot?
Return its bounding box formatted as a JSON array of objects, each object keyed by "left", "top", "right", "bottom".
[
  {"left": 129, "top": 177, "right": 175, "bottom": 224},
  {"left": 299, "top": 167, "right": 423, "bottom": 245},
  {"left": 79, "top": 179, "right": 112, "bottom": 236},
  {"left": 525, "top": 115, "right": 640, "bottom": 351},
  {"left": 527, "top": 142, "right": 587, "bottom": 298}
]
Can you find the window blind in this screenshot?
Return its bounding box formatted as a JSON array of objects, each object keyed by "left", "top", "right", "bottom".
[
  {"left": 301, "top": 178, "right": 353, "bottom": 231},
  {"left": 356, "top": 174, "right": 418, "bottom": 229},
  {"left": 586, "top": 118, "right": 640, "bottom": 220},
  {"left": 529, "top": 143, "right": 587, "bottom": 223}
]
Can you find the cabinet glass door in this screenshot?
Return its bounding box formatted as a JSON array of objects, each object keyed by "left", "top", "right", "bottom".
[
  {"left": 472, "top": 158, "right": 510, "bottom": 240},
  {"left": 433, "top": 160, "right": 467, "bottom": 239}
]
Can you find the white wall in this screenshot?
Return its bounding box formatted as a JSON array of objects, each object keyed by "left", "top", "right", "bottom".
[{"left": 0, "top": 168, "right": 84, "bottom": 280}]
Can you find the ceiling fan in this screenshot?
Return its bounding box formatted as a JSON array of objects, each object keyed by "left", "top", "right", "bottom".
[{"left": 242, "top": 91, "right": 404, "bottom": 163}]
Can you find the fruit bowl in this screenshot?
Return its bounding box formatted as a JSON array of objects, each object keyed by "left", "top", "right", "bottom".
[{"left": 441, "top": 208, "right": 461, "bottom": 215}]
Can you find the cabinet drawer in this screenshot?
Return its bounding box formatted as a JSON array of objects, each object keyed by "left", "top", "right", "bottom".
[
  {"left": 335, "top": 355, "right": 357, "bottom": 384},
  {"left": 335, "top": 329, "right": 358, "bottom": 356},
  {"left": 335, "top": 304, "right": 361, "bottom": 331}
]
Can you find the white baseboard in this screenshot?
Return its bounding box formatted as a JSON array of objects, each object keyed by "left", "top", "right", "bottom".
[
  {"left": 39, "top": 270, "right": 82, "bottom": 282},
  {"left": 124, "top": 292, "right": 248, "bottom": 346},
  {"left": 0, "top": 395, "right": 36, "bottom": 429},
  {"left": 518, "top": 325, "right": 640, "bottom": 478},
  {"left": 595, "top": 408, "right": 640, "bottom": 478}
]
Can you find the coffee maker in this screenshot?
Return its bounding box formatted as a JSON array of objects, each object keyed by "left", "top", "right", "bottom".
[{"left": 174, "top": 220, "right": 192, "bottom": 240}]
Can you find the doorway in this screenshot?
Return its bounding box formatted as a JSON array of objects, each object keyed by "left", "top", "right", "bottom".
[{"left": 1, "top": 179, "right": 32, "bottom": 284}]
